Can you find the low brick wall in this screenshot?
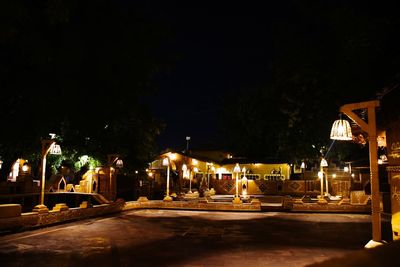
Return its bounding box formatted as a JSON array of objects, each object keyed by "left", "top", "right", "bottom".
[
  {"left": 0, "top": 198, "right": 372, "bottom": 234},
  {"left": 123, "top": 199, "right": 261, "bottom": 211},
  {"left": 0, "top": 200, "right": 125, "bottom": 233},
  {"left": 0, "top": 204, "right": 22, "bottom": 218},
  {"left": 292, "top": 202, "right": 371, "bottom": 213}
]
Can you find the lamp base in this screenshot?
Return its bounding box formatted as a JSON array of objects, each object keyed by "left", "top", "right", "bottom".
[
  {"left": 163, "top": 196, "right": 173, "bottom": 202},
  {"left": 232, "top": 197, "right": 242, "bottom": 204},
  {"left": 365, "top": 239, "right": 386, "bottom": 249},
  {"left": 33, "top": 204, "right": 49, "bottom": 213},
  {"left": 317, "top": 196, "right": 328, "bottom": 205}
]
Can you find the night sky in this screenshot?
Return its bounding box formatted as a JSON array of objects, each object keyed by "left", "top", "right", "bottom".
[
  {"left": 147, "top": 3, "right": 277, "bottom": 150},
  {"left": 1, "top": 1, "right": 400, "bottom": 165},
  {"left": 142, "top": 1, "right": 399, "bottom": 151}
]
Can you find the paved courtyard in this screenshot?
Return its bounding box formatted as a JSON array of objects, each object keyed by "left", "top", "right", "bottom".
[{"left": 0, "top": 209, "right": 393, "bottom": 266}]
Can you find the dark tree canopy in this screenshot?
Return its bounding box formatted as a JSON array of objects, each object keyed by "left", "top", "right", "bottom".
[
  {"left": 0, "top": 0, "right": 174, "bottom": 174},
  {"left": 219, "top": 1, "right": 400, "bottom": 163}
]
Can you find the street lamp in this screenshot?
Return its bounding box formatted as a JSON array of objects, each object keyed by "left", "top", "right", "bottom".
[
  {"left": 188, "top": 159, "right": 198, "bottom": 194},
  {"left": 330, "top": 100, "right": 383, "bottom": 248},
  {"left": 33, "top": 139, "right": 61, "bottom": 213},
  {"left": 162, "top": 157, "right": 173, "bottom": 201},
  {"left": 241, "top": 167, "right": 248, "bottom": 199},
  {"left": 321, "top": 158, "right": 329, "bottom": 196},
  {"left": 186, "top": 136, "right": 191, "bottom": 153},
  {"left": 300, "top": 161, "right": 306, "bottom": 196},
  {"left": 206, "top": 162, "right": 213, "bottom": 190},
  {"left": 317, "top": 158, "right": 328, "bottom": 204},
  {"left": 233, "top": 163, "right": 242, "bottom": 204}
]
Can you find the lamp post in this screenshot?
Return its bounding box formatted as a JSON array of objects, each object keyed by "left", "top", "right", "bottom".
[
  {"left": 162, "top": 157, "right": 173, "bottom": 201},
  {"left": 300, "top": 161, "right": 306, "bottom": 196},
  {"left": 241, "top": 167, "right": 248, "bottom": 199},
  {"left": 233, "top": 163, "right": 242, "bottom": 204},
  {"left": 186, "top": 136, "right": 191, "bottom": 154},
  {"left": 330, "top": 100, "right": 383, "bottom": 247},
  {"left": 321, "top": 158, "right": 329, "bottom": 196},
  {"left": 317, "top": 158, "right": 328, "bottom": 204},
  {"left": 33, "top": 139, "right": 61, "bottom": 213},
  {"left": 206, "top": 162, "right": 213, "bottom": 190}
]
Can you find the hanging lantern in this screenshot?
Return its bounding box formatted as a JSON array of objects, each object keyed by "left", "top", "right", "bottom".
[
  {"left": 50, "top": 144, "right": 62, "bottom": 155},
  {"left": 116, "top": 159, "right": 124, "bottom": 168},
  {"left": 330, "top": 115, "right": 353, "bottom": 140}
]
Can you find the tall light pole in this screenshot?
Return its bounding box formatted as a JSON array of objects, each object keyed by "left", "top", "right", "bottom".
[
  {"left": 162, "top": 157, "right": 172, "bottom": 201},
  {"left": 317, "top": 158, "right": 328, "bottom": 204},
  {"left": 233, "top": 163, "right": 242, "bottom": 204},
  {"left": 33, "top": 139, "right": 61, "bottom": 213},
  {"left": 330, "top": 100, "right": 383, "bottom": 248},
  {"left": 300, "top": 161, "right": 306, "bottom": 196},
  {"left": 186, "top": 136, "right": 191, "bottom": 154},
  {"left": 321, "top": 158, "right": 329, "bottom": 196},
  {"left": 206, "top": 162, "right": 213, "bottom": 190}
]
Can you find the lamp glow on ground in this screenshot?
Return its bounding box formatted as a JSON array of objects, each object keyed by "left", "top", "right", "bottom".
[{"left": 330, "top": 100, "right": 383, "bottom": 248}]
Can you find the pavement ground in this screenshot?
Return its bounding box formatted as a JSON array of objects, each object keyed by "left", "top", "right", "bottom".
[{"left": 0, "top": 209, "right": 395, "bottom": 267}]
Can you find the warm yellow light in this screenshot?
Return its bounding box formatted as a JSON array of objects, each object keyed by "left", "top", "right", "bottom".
[
  {"left": 332, "top": 174, "right": 337, "bottom": 178},
  {"left": 148, "top": 172, "right": 153, "bottom": 177},
  {"left": 300, "top": 162, "right": 306, "bottom": 169},
  {"left": 344, "top": 166, "right": 349, "bottom": 172},
  {"left": 320, "top": 158, "right": 328, "bottom": 167},
  {"left": 330, "top": 118, "right": 353, "bottom": 140},
  {"left": 162, "top": 158, "right": 169, "bottom": 166},
  {"left": 22, "top": 164, "right": 29, "bottom": 172},
  {"left": 192, "top": 159, "right": 198, "bottom": 165},
  {"left": 193, "top": 167, "right": 198, "bottom": 172},
  {"left": 233, "top": 163, "right": 241, "bottom": 173},
  {"left": 216, "top": 167, "right": 227, "bottom": 173},
  {"left": 182, "top": 164, "right": 187, "bottom": 171},
  {"left": 318, "top": 171, "right": 323, "bottom": 179},
  {"left": 169, "top": 153, "right": 177, "bottom": 161}
]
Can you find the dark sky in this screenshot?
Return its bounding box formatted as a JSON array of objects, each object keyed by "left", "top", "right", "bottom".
[
  {"left": 145, "top": 3, "right": 278, "bottom": 151},
  {"left": 144, "top": 1, "right": 400, "bottom": 152},
  {"left": 2, "top": 1, "right": 398, "bottom": 159}
]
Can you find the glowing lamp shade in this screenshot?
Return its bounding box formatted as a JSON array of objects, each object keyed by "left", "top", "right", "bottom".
[
  {"left": 330, "top": 118, "right": 353, "bottom": 140},
  {"left": 233, "top": 163, "right": 241, "bottom": 173},
  {"left": 116, "top": 159, "right": 123, "bottom": 168},
  {"left": 50, "top": 144, "right": 62, "bottom": 155},
  {"left": 320, "top": 158, "right": 328, "bottom": 167},
  {"left": 162, "top": 158, "right": 169, "bottom": 166},
  {"left": 300, "top": 162, "right": 305, "bottom": 169}
]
